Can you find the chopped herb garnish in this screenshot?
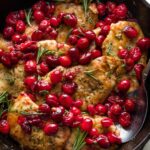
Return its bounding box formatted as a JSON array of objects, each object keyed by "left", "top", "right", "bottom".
[
  {"left": 25, "top": 9, "right": 32, "bottom": 26},
  {"left": 106, "top": 43, "right": 114, "bottom": 56},
  {"left": 39, "top": 90, "right": 49, "bottom": 96},
  {"left": 87, "top": 17, "right": 94, "bottom": 24}
]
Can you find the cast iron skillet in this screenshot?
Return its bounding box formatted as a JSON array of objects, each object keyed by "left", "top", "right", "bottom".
[{"left": 0, "top": 0, "right": 149, "bottom": 150}]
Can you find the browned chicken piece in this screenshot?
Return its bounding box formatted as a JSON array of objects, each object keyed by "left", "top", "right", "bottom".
[
  {"left": 43, "top": 56, "right": 125, "bottom": 110},
  {"left": 0, "top": 36, "right": 12, "bottom": 52}
]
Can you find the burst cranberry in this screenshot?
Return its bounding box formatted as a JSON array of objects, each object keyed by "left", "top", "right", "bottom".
[
  {"left": 46, "top": 94, "right": 59, "bottom": 107},
  {"left": 113, "top": 4, "right": 128, "bottom": 20},
  {"left": 46, "top": 55, "right": 59, "bottom": 68},
  {"left": 124, "top": 26, "right": 138, "bottom": 39},
  {"left": 85, "top": 30, "right": 96, "bottom": 40},
  {"left": 36, "top": 80, "right": 52, "bottom": 92},
  {"left": 87, "top": 104, "right": 96, "bottom": 116},
  {"left": 59, "top": 56, "right": 72, "bottom": 67},
  {"left": 5, "top": 12, "right": 18, "bottom": 26},
  {"left": 1, "top": 53, "right": 12, "bottom": 68},
  {"left": 68, "top": 35, "right": 78, "bottom": 45},
  {"left": 118, "top": 49, "right": 129, "bottom": 59},
  {"left": 106, "top": 1, "right": 116, "bottom": 14},
  {"left": 39, "top": 20, "right": 50, "bottom": 31},
  {"left": 76, "top": 37, "right": 89, "bottom": 50},
  {"left": 50, "top": 70, "right": 62, "bottom": 84},
  {"left": 32, "top": 30, "right": 43, "bottom": 41},
  {"left": 80, "top": 118, "right": 93, "bottom": 132},
  {"left": 44, "top": 123, "right": 58, "bottom": 135},
  {"left": 33, "top": 10, "right": 45, "bottom": 23},
  {"left": 73, "top": 100, "right": 83, "bottom": 108},
  {"left": 117, "top": 79, "right": 130, "bottom": 92},
  {"left": 110, "top": 104, "right": 122, "bottom": 115},
  {"left": 124, "top": 99, "right": 136, "bottom": 112},
  {"left": 62, "top": 82, "right": 77, "bottom": 95},
  {"left": 49, "top": 29, "right": 58, "bottom": 39},
  {"left": 96, "top": 21, "right": 106, "bottom": 28},
  {"left": 119, "top": 112, "right": 131, "bottom": 128},
  {"left": 24, "top": 76, "right": 37, "bottom": 90},
  {"left": 91, "top": 49, "right": 102, "bottom": 59},
  {"left": 63, "top": 13, "right": 77, "bottom": 27},
  {"left": 95, "top": 35, "right": 105, "bottom": 47},
  {"left": 39, "top": 103, "right": 50, "bottom": 113},
  {"left": 18, "top": 10, "right": 25, "bottom": 20},
  {"left": 101, "top": 117, "right": 113, "bottom": 128},
  {"left": 3, "top": 26, "right": 15, "bottom": 39},
  {"left": 137, "top": 38, "right": 150, "bottom": 51},
  {"left": 59, "top": 94, "right": 73, "bottom": 108},
  {"left": 63, "top": 111, "right": 74, "bottom": 126},
  {"left": 95, "top": 104, "right": 107, "bottom": 115},
  {"left": 97, "top": 3, "right": 106, "bottom": 16},
  {"left": 39, "top": 62, "right": 49, "bottom": 75},
  {"left": 101, "top": 25, "right": 110, "bottom": 36},
  {"left": 50, "top": 17, "right": 59, "bottom": 27},
  {"left": 129, "top": 47, "right": 142, "bottom": 62},
  {"left": 0, "top": 120, "right": 10, "bottom": 134},
  {"left": 16, "top": 20, "right": 26, "bottom": 33},
  {"left": 24, "top": 60, "right": 37, "bottom": 74},
  {"left": 97, "top": 134, "right": 110, "bottom": 148},
  {"left": 79, "top": 52, "right": 92, "bottom": 65},
  {"left": 68, "top": 47, "right": 80, "bottom": 62},
  {"left": 89, "top": 128, "right": 99, "bottom": 138},
  {"left": 107, "top": 132, "right": 121, "bottom": 144},
  {"left": 85, "top": 138, "right": 95, "bottom": 145},
  {"left": 21, "top": 121, "right": 31, "bottom": 134},
  {"left": 134, "top": 64, "right": 144, "bottom": 81}
]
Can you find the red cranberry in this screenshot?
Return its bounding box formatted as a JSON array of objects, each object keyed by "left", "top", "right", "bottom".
[
  {"left": 104, "top": 102, "right": 112, "bottom": 110},
  {"left": 89, "top": 128, "right": 99, "bottom": 138},
  {"left": 44, "top": 123, "right": 58, "bottom": 135},
  {"left": 85, "top": 138, "right": 95, "bottom": 145},
  {"left": 97, "top": 3, "right": 106, "bottom": 16},
  {"left": 28, "top": 116, "right": 42, "bottom": 126},
  {"left": 21, "top": 121, "right": 31, "bottom": 134},
  {"left": 67, "top": 35, "right": 78, "bottom": 45},
  {"left": 134, "top": 64, "right": 144, "bottom": 81},
  {"left": 0, "top": 120, "right": 10, "bottom": 134},
  {"left": 110, "top": 104, "right": 122, "bottom": 115},
  {"left": 70, "top": 106, "right": 81, "bottom": 116},
  {"left": 73, "top": 100, "right": 83, "bottom": 108},
  {"left": 62, "top": 82, "right": 77, "bottom": 95},
  {"left": 87, "top": 104, "right": 96, "bottom": 116},
  {"left": 137, "top": 38, "right": 150, "bottom": 51},
  {"left": 72, "top": 28, "right": 81, "bottom": 36},
  {"left": 32, "top": 0, "right": 46, "bottom": 11},
  {"left": 5, "top": 12, "right": 18, "bottom": 26},
  {"left": 12, "top": 34, "right": 22, "bottom": 44},
  {"left": 27, "top": 93, "right": 36, "bottom": 102},
  {"left": 95, "top": 35, "right": 105, "bottom": 47},
  {"left": 45, "top": 26, "right": 53, "bottom": 34},
  {"left": 101, "top": 117, "right": 113, "bottom": 128},
  {"left": 32, "top": 30, "right": 43, "bottom": 41},
  {"left": 3, "top": 26, "right": 15, "bottom": 39},
  {"left": 38, "top": 62, "right": 49, "bottom": 76},
  {"left": 45, "top": 3, "right": 55, "bottom": 16},
  {"left": 17, "top": 116, "right": 27, "bottom": 125},
  {"left": 68, "top": 47, "right": 80, "bottom": 62},
  {"left": 85, "top": 30, "right": 96, "bottom": 40},
  {"left": 1, "top": 53, "right": 12, "bottom": 68},
  {"left": 97, "top": 134, "right": 110, "bottom": 148},
  {"left": 46, "top": 55, "right": 59, "bottom": 68},
  {"left": 63, "top": 13, "right": 77, "bottom": 27},
  {"left": 79, "top": 52, "right": 92, "bottom": 65},
  {"left": 49, "top": 29, "right": 58, "bottom": 39},
  {"left": 39, "top": 103, "right": 50, "bottom": 113},
  {"left": 59, "top": 56, "right": 72, "bottom": 67},
  {"left": 64, "top": 71, "right": 75, "bottom": 81},
  {"left": 50, "top": 16, "right": 59, "bottom": 27},
  {"left": 91, "top": 49, "right": 102, "bottom": 59},
  {"left": 104, "top": 14, "right": 116, "bottom": 25},
  {"left": 119, "top": 112, "right": 131, "bottom": 128},
  {"left": 107, "top": 110, "right": 118, "bottom": 122},
  {"left": 62, "top": 111, "right": 74, "bottom": 126},
  {"left": 36, "top": 80, "right": 52, "bottom": 92},
  {"left": 129, "top": 47, "right": 142, "bottom": 62},
  {"left": 72, "top": 114, "right": 83, "bottom": 128},
  {"left": 125, "top": 57, "right": 135, "bottom": 71},
  {"left": 39, "top": 20, "right": 50, "bottom": 31},
  {"left": 46, "top": 94, "right": 59, "bottom": 107},
  {"left": 107, "top": 95, "right": 124, "bottom": 106},
  {"left": 24, "top": 60, "right": 37, "bottom": 74},
  {"left": 18, "top": 10, "right": 26, "bottom": 20},
  {"left": 0, "top": 49, "right": 4, "bottom": 57},
  {"left": 16, "top": 20, "right": 26, "bottom": 33},
  {"left": 124, "top": 99, "right": 136, "bottom": 112},
  {"left": 124, "top": 26, "right": 138, "bottom": 39},
  {"left": 33, "top": 10, "right": 45, "bottom": 23},
  {"left": 50, "top": 70, "right": 62, "bottom": 84},
  {"left": 117, "top": 79, "right": 130, "bottom": 92},
  {"left": 59, "top": 94, "right": 73, "bottom": 109},
  {"left": 107, "top": 132, "right": 121, "bottom": 144},
  {"left": 106, "top": 1, "right": 117, "bottom": 14},
  {"left": 80, "top": 118, "right": 93, "bottom": 132},
  {"left": 100, "top": 25, "right": 110, "bottom": 36},
  {"left": 118, "top": 49, "right": 129, "bottom": 59},
  {"left": 10, "top": 50, "right": 22, "bottom": 64},
  {"left": 24, "top": 76, "right": 37, "bottom": 90},
  {"left": 77, "top": 37, "right": 89, "bottom": 50},
  {"left": 95, "top": 104, "right": 107, "bottom": 115},
  {"left": 96, "top": 21, "right": 106, "bottom": 28}
]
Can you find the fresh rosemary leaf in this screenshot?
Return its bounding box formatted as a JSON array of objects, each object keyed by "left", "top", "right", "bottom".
[
  {"left": 106, "top": 43, "right": 115, "bottom": 56},
  {"left": 25, "top": 9, "right": 32, "bottom": 26},
  {"left": 20, "top": 111, "right": 45, "bottom": 116},
  {"left": 83, "top": 0, "right": 92, "bottom": 16}
]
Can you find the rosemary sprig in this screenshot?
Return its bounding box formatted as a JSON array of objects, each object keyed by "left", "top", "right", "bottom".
[
  {"left": 106, "top": 43, "right": 114, "bottom": 56},
  {"left": 25, "top": 9, "right": 32, "bottom": 26},
  {"left": 20, "top": 111, "right": 45, "bottom": 116},
  {"left": 83, "top": 0, "right": 92, "bottom": 16},
  {"left": 73, "top": 128, "right": 87, "bottom": 150}
]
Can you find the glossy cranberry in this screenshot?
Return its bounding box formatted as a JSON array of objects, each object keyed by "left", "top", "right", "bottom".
[
  {"left": 76, "top": 37, "right": 89, "bottom": 50},
  {"left": 67, "top": 35, "right": 78, "bottom": 45},
  {"left": 63, "top": 111, "right": 74, "bottom": 126},
  {"left": 59, "top": 56, "right": 72, "bottom": 67},
  {"left": 107, "top": 110, "right": 118, "bottom": 122},
  {"left": 97, "top": 3, "right": 106, "bottom": 16},
  {"left": 3, "top": 26, "right": 15, "bottom": 39},
  {"left": 68, "top": 47, "right": 80, "bottom": 62},
  {"left": 62, "top": 82, "right": 77, "bottom": 95},
  {"left": 28, "top": 116, "right": 42, "bottom": 126},
  {"left": 27, "top": 93, "right": 36, "bottom": 102},
  {"left": 97, "top": 134, "right": 110, "bottom": 148},
  {"left": 110, "top": 104, "right": 122, "bottom": 115},
  {"left": 104, "top": 14, "right": 116, "bottom": 25},
  {"left": 89, "top": 128, "right": 99, "bottom": 138},
  {"left": 39, "top": 103, "right": 50, "bottom": 113},
  {"left": 124, "top": 99, "right": 136, "bottom": 112},
  {"left": 104, "top": 102, "right": 112, "bottom": 110},
  {"left": 46, "top": 55, "right": 59, "bottom": 68},
  {"left": 101, "top": 117, "right": 113, "bottom": 128},
  {"left": 50, "top": 70, "right": 62, "bottom": 84},
  {"left": 85, "top": 30, "right": 96, "bottom": 40},
  {"left": 12, "top": 34, "right": 23, "bottom": 44},
  {"left": 100, "top": 25, "right": 110, "bottom": 36},
  {"left": 73, "top": 100, "right": 83, "bottom": 108},
  {"left": 57, "top": 12, "right": 65, "bottom": 23},
  {"left": 45, "top": 26, "right": 53, "bottom": 34},
  {"left": 79, "top": 52, "right": 92, "bottom": 65},
  {"left": 24, "top": 60, "right": 37, "bottom": 74},
  {"left": 45, "top": 3, "right": 55, "bottom": 16},
  {"left": 1, "top": 53, "right": 12, "bottom": 68},
  {"left": 59, "top": 94, "right": 73, "bottom": 109},
  {"left": 5, "top": 12, "right": 18, "bottom": 26},
  {"left": 0, "top": 120, "right": 10, "bottom": 134},
  {"left": 21, "top": 121, "right": 31, "bottom": 134},
  {"left": 95, "top": 35, "right": 105, "bottom": 47},
  {"left": 44, "top": 123, "right": 58, "bottom": 135},
  {"left": 87, "top": 104, "right": 96, "bottom": 116},
  {"left": 18, "top": 10, "right": 26, "bottom": 20},
  {"left": 10, "top": 50, "right": 22, "bottom": 64},
  {"left": 80, "top": 118, "right": 93, "bottom": 132},
  {"left": 117, "top": 79, "right": 131, "bottom": 92},
  {"left": 107, "top": 95, "right": 124, "bottom": 106},
  {"left": 36, "top": 80, "right": 52, "bottom": 92},
  {"left": 70, "top": 107, "right": 81, "bottom": 116},
  {"left": 129, "top": 47, "right": 142, "bottom": 62},
  {"left": 33, "top": 10, "right": 45, "bottom": 23},
  {"left": 125, "top": 57, "right": 135, "bottom": 71},
  {"left": 22, "top": 53, "right": 36, "bottom": 61},
  {"left": 134, "top": 64, "right": 144, "bottom": 81},
  {"left": 95, "top": 104, "right": 107, "bottom": 115},
  {"left": 118, "top": 49, "right": 129, "bottom": 59},
  {"left": 24, "top": 76, "right": 37, "bottom": 90},
  {"left": 96, "top": 21, "right": 106, "bottom": 28},
  {"left": 137, "top": 38, "right": 150, "bottom": 51},
  {"left": 107, "top": 132, "right": 121, "bottom": 144},
  {"left": 17, "top": 116, "right": 27, "bottom": 125},
  {"left": 39, "top": 20, "right": 50, "bottom": 31},
  {"left": 119, "top": 112, "right": 131, "bottom": 128},
  {"left": 72, "top": 114, "right": 83, "bottom": 128},
  {"left": 16, "top": 20, "right": 26, "bottom": 33},
  {"left": 32, "top": 0, "right": 46, "bottom": 11},
  {"left": 91, "top": 49, "right": 102, "bottom": 59},
  {"left": 72, "top": 28, "right": 82, "bottom": 36},
  {"left": 32, "top": 30, "right": 43, "bottom": 41},
  {"left": 124, "top": 26, "right": 138, "bottom": 39},
  {"left": 49, "top": 29, "right": 58, "bottom": 39},
  {"left": 106, "top": 1, "right": 117, "bottom": 14},
  {"left": 113, "top": 4, "right": 128, "bottom": 20},
  {"left": 50, "top": 17, "right": 59, "bottom": 27},
  {"left": 46, "top": 94, "right": 59, "bottom": 107},
  {"left": 63, "top": 13, "right": 77, "bottom": 27},
  {"left": 64, "top": 71, "right": 75, "bottom": 81},
  {"left": 39, "top": 62, "right": 49, "bottom": 75},
  {"left": 85, "top": 138, "right": 95, "bottom": 145}
]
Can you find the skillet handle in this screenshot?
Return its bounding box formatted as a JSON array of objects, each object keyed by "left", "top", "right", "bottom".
[{"left": 142, "top": 59, "right": 150, "bottom": 82}]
